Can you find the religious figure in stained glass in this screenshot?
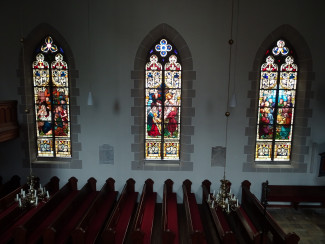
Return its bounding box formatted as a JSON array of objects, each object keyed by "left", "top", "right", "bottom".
[
  {"left": 33, "top": 36, "right": 71, "bottom": 158},
  {"left": 255, "top": 40, "right": 297, "bottom": 162},
  {"left": 145, "top": 39, "right": 181, "bottom": 160}
]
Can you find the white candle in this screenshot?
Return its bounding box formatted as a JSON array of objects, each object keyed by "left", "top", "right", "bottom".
[
  {"left": 211, "top": 201, "right": 214, "bottom": 208},
  {"left": 46, "top": 191, "right": 49, "bottom": 198},
  {"left": 227, "top": 204, "right": 230, "bottom": 212},
  {"left": 236, "top": 199, "right": 238, "bottom": 207},
  {"left": 35, "top": 197, "right": 38, "bottom": 206},
  {"left": 16, "top": 194, "right": 19, "bottom": 201},
  {"left": 208, "top": 194, "right": 210, "bottom": 202},
  {"left": 23, "top": 191, "right": 26, "bottom": 198},
  {"left": 213, "top": 190, "right": 215, "bottom": 197},
  {"left": 34, "top": 190, "right": 37, "bottom": 197},
  {"left": 21, "top": 188, "right": 23, "bottom": 194},
  {"left": 19, "top": 198, "right": 22, "bottom": 207},
  {"left": 39, "top": 184, "right": 42, "bottom": 189}
]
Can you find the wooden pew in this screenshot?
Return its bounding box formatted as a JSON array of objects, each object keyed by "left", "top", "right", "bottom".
[
  {"left": 162, "top": 179, "right": 179, "bottom": 244},
  {"left": 262, "top": 181, "right": 325, "bottom": 209},
  {"left": 14, "top": 177, "right": 78, "bottom": 244},
  {"left": 182, "top": 179, "right": 206, "bottom": 244},
  {"left": 0, "top": 175, "right": 21, "bottom": 198},
  {"left": 241, "top": 180, "right": 300, "bottom": 244},
  {"left": 71, "top": 178, "right": 118, "bottom": 244},
  {"left": 234, "top": 206, "right": 262, "bottom": 244},
  {"left": 202, "top": 180, "right": 236, "bottom": 244},
  {"left": 0, "top": 185, "right": 25, "bottom": 212},
  {"left": 0, "top": 176, "right": 58, "bottom": 213},
  {"left": 0, "top": 176, "right": 59, "bottom": 236},
  {"left": 43, "top": 177, "right": 98, "bottom": 244},
  {"left": 101, "top": 178, "right": 138, "bottom": 244},
  {"left": 131, "top": 178, "right": 157, "bottom": 244},
  {"left": 0, "top": 176, "right": 60, "bottom": 243}
]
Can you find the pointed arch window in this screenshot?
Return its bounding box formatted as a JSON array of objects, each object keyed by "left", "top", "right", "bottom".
[
  {"left": 145, "top": 39, "right": 181, "bottom": 160},
  {"left": 255, "top": 40, "right": 298, "bottom": 161},
  {"left": 32, "top": 36, "right": 71, "bottom": 158}
]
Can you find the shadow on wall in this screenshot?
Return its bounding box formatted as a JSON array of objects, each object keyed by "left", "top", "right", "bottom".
[{"left": 315, "top": 142, "right": 325, "bottom": 183}]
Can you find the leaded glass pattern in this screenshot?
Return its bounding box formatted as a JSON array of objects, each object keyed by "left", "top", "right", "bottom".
[
  {"left": 145, "top": 39, "right": 181, "bottom": 160},
  {"left": 255, "top": 40, "right": 297, "bottom": 162},
  {"left": 33, "top": 36, "right": 71, "bottom": 158}
]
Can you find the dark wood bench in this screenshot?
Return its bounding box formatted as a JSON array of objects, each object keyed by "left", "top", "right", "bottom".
[
  {"left": 71, "top": 178, "right": 118, "bottom": 244},
  {"left": 131, "top": 178, "right": 157, "bottom": 244},
  {"left": 183, "top": 179, "right": 206, "bottom": 244},
  {"left": 242, "top": 180, "right": 300, "bottom": 244},
  {"left": 234, "top": 206, "right": 262, "bottom": 244},
  {"left": 14, "top": 177, "right": 79, "bottom": 244},
  {"left": 162, "top": 179, "right": 179, "bottom": 244},
  {"left": 0, "top": 185, "right": 24, "bottom": 213},
  {"left": 0, "top": 176, "right": 60, "bottom": 243},
  {"left": 202, "top": 180, "right": 236, "bottom": 244},
  {"left": 262, "top": 181, "right": 325, "bottom": 208},
  {"left": 43, "top": 177, "right": 98, "bottom": 244},
  {"left": 101, "top": 178, "right": 138, "bottom": 244}
]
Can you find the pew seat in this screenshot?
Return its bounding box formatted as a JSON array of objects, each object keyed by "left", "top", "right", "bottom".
[
  {"left": 162, "top": 179, "right": 179, "bottom": 244},
  {"left": 183, "top": 179, "right": 206, "bottom": 244},
  {"left": 132, "top": 178, "right": 157, "bottom": 244}
]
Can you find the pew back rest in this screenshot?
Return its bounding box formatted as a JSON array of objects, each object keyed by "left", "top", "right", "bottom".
[
  {"left": 105, "top": 178, "right": 136, "bottom": 230},
  {"left": 50, "top": 177, "right": 97, "bottom": 233},
  {"left": 18, "top": 177, "right": 77, "bottom": 232},
  {"left": 0, "top": 185, "right": 25, "bottom": 211},
  {"left": 264, "top": 183, "right": 325, "bottom": 207},
  {"left": 242, "top": 180, "right": 300, "bottom": 244},
  {"left": 77, "top": 177, "right": 116, "bottom": 232}
]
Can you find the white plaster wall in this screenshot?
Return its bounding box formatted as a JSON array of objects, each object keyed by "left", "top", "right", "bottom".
[{"left": 0, "top": 0, "right": 325, "bottom": 203}]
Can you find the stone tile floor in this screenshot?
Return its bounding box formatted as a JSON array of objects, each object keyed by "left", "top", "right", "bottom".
[{"left": 268, "top": 208, "right": 325, "bottom": 244}]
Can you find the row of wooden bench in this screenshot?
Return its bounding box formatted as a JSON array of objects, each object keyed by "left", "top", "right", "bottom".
[
  {"left": 0, "top": 177, "right": 207, "bottom": 244},
  {"left": 202, "top": 180, "right": 301, "bottom": 244},
  {"left": 2, "top": 175, "right": 323, "bottom": 244}
]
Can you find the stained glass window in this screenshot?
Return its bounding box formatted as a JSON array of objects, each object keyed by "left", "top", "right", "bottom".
[
  {"left": 145, "top": 39, "right": 181, "bottom": 160},
  {"left": 255, "top": 40, "right": 297, "bottom": 162},
  {"left": 33, "top": 36, "right": 71, "bottom": 158}
]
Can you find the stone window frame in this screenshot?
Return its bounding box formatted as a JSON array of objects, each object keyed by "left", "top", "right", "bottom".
[
  {"left": 131, "top": 23, "right": 196, "bottom": 171},
  {"left": 18, "top": 23, "right": 82, "bottom": 169},
  {"left": 243, "top": 25, "right": 314, "bottom": 173}
]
